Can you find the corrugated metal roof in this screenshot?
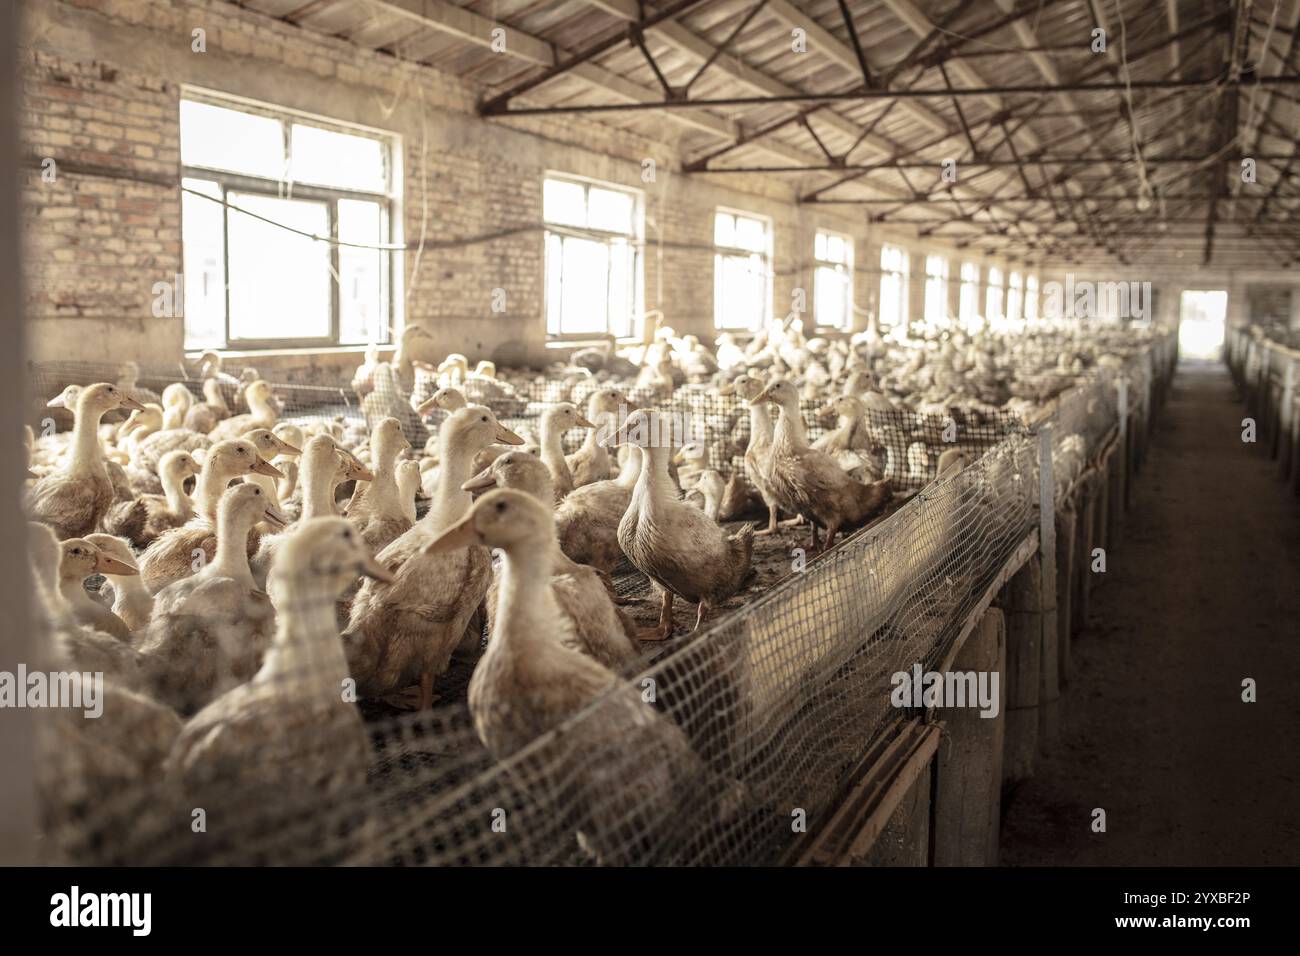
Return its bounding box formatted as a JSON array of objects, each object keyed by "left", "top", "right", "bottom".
[{"left": 231, "top": 0, "right": 1300, "bottom": 269}]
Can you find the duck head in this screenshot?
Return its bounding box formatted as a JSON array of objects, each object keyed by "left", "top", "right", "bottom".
[
  {"left": 423, "top": 488, "right": 551, "bottom": 556},
  {"left": 273, "top": 517, "right": 393, "bottom": 597},
  {"left": 207, "top": 438, "right": 284, "bottom": 481},
  {"left": 462, "top": 450, "right": 554, "bottom": 503}
]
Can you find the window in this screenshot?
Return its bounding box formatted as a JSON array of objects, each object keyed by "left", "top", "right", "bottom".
[
  {"left": 714, "top": 210, "right": 772, "bottom": 330},
  {"left": 924, "top": 254, "right": 949, "bottom": 323},
  {"left": 1007, "top": 270, "right": 1023, "bottom": 322},
  {"left": 544, "top": 175, "right": 643, "bottom": 338},
  {"left": 179, "top": 91, "right": 398, "bottom": 349},
  {"left": 1025, "top": 274, "right": 1039, "bottom": 321},
  {"left": 879, "top": 244, "right": 909, "bottom": 330},
  {"left": 985, "top": 266, "right": 1004, "bottom": 321},
  {"left": 959, "top": 261, "right": 979, "bottom": 324},
  {"left": 814, "top": 230, "right": 853, "bottom": 330}
]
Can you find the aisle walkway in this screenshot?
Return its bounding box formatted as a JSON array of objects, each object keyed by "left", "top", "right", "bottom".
[{"left": 1000, "top": 360, "right": 1300, "bottom": 865}]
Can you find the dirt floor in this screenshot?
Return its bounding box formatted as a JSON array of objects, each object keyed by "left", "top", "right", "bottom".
[{"left": 1000, "top": 360, "right": 1300, "bottom": 865}]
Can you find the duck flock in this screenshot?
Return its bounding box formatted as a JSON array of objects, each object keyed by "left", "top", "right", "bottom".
[{"left": 22, "top": 318, "right": 1162, "bottom": 864}]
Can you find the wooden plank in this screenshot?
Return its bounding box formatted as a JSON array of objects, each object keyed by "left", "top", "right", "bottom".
[
  {"left": 933, "top": 607, "right": 1006, "bottom": 866},
  {"left": 999, "top": 554, "right": 1042, "bottom": 783}
]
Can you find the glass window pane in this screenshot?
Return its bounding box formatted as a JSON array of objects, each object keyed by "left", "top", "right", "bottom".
[
  {"left": 608, "top": 238, "right": 632, "bottom": 337},
  {"left": 338, "top": 199, "right": 386, "bottom": 345},
  {"left": 827, "top": 235, "right": 846, "bottom": 264},
  {"left": 814, "top": 232, "right": 827, "bottom": 260},
  {"left": 588, "top": 187, "right": 634, "bottom": 234},
  {"left": 734, "top": 215, "right": 766, "bottom": 252},
  {"left": 180, "top": 100, "right": 285, "bottom": 179},
  {"left": 544, "top": 179, "right": 587, "bottom": 227},
  {"left": 227, "top": 193, "right": 330, "bottom": 341},
  {"left": 290, "top": 124, "right": 386, "bottom": 193},
  {"left": 714, "top": 212, "right": 735, "bottom": 247},
  {"left": 815, "top": 265, "right": 846, "bottom": 329},
  {"left": 181, "top": 178, "right": 226, "bottom": 350},
  {"left": 559, "top": 237, "right": 609, "bottom": 335}
]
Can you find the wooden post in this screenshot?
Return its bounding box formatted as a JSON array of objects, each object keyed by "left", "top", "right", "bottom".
[
  {"left": 0, "top": 4, "right": 36, "bottom": 866},
  {"left": 1277, "top": 361, "right": 1295, "bottom": 481},
  {"left": 932, "top": 608, "right": 1006, "bottom": 866},
  {"left": 1055, "top": 505, "right": 1076, "bottom": 684},
  {"left": 1107, "top": 437, "right": 1125, "bottom": 547},
  {"left": 1074, "top": 478, "right": 1096, "bottom": 637},
  {"left": 1096, "top": 447, "right": 1111, "bottom": 555},
  {"left": 1036, "top": 431, "right": 1060, "bottom": 751},
  {"left": 860, "top": 770, "right": 931, "bottom": 867},
  {"left": 999, "top": 556, "right": 1042, "bottom": 782}
]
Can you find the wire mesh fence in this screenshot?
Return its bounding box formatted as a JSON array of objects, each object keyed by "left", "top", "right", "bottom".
[{"left": 27, "top": 331, "right": 1176, "bottom": 866}]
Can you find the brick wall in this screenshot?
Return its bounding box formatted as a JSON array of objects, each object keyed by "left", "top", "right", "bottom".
[{"left": 19, "top": 0, "right": 979, "bottom": 378}]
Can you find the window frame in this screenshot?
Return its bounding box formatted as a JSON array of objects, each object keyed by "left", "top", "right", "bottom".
[
  {"left": 879, "top": 242, "right": 910, "bottom": 331},
  {"left": 1007, "top": 270, "right": 1023, "bottom": 322},
  {"left": 1025, "top": 274, "right": 1040, "bottom": 321},
  {"left": 986, "top": 266, "right": 1005, "bottom": 321},
  {"left": 813, "top": 228, "right": 854, "bottom": 331},
  {"left": 542, "top": 172, "right": 645, "bottom": 342},
  {"left": 713, "top": 207, "right": 773, "bottom": 332},
  {"left": 924, "top": 253, "right": 950, "bottom": 323},
  {"left": 959, "top": 261, "right": 979, "bottom": 324},
  {"left": 179, "top": 88, "right": 400, "bottom": 351}
]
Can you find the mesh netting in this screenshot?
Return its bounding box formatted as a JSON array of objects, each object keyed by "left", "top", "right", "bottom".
[{"left": 28, "top": 332, "right": 1176, "bottom": 866}]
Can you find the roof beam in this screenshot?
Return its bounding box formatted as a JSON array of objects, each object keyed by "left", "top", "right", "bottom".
[{"left": 365, "top": 0, "right": 877, "bottom": 179}]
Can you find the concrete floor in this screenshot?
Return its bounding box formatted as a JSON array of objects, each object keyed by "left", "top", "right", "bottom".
[{"left": 1001, "top": 359, "right": 1300, "bottom": 866}]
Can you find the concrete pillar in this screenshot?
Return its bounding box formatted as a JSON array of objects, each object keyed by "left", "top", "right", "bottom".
[{"left": 933, "top": 608, "right": 1006, "bottom": 866}]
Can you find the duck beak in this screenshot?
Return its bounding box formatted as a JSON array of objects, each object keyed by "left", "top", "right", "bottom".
[
  {"left": 95, "top": 553, "right": 139, "bottom": 576},
  {"left": 816, "top": 404, "right": 836, "bottom": 418},
  {"left": 357, "top": 552, "right": 394, "bottom": 583},
  {"left": 461, "top": 469, "right": 497, "bottom": 492},
  {"left": 252, "top": 457, "right": 284, "bottom": 479},
  {"left": 46, "top": 394, "right": 68, "bottom": 409},
  {"left": 272, "top": 436, "right": 301, "bottom": 456},
  {"left": 415, "top": 396, "right": 439, "bottom": 415},
  {"left": 422, "top": 514, "right": 482, "bottom": 555},
  {"left": 350, "top": 463, "right": 376, "bottom": 482},
  {"left": 494, "top": 425, "right": 525, "bottom": 446},
  {"left": 749, "top": 386, "right": 775, "bottom": 405},
  {"left": 717, "top": 382, "right": 736, "bottom": 396},
  {"left": 262, "top": 505, "right": 287, "bottom": 529},
  {"left": 672, "top": 448, "right": 687, "bottom": 465},
  {"left": 574, "top": 415, "right": 598, "bottom": 429},
  {"left": 120, "top": 396, "right": 148, "bottom": 412}
]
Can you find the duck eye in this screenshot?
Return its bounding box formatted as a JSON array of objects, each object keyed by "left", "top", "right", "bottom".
[
  {"left": 253, "top": 488, "right": 261, "bottom": 495},
  {"left": 495, "top": 501, "right": 507, "bottom": 513},
  {"left": 481, "top": 415, "right": 489, "bottom": 422}
]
